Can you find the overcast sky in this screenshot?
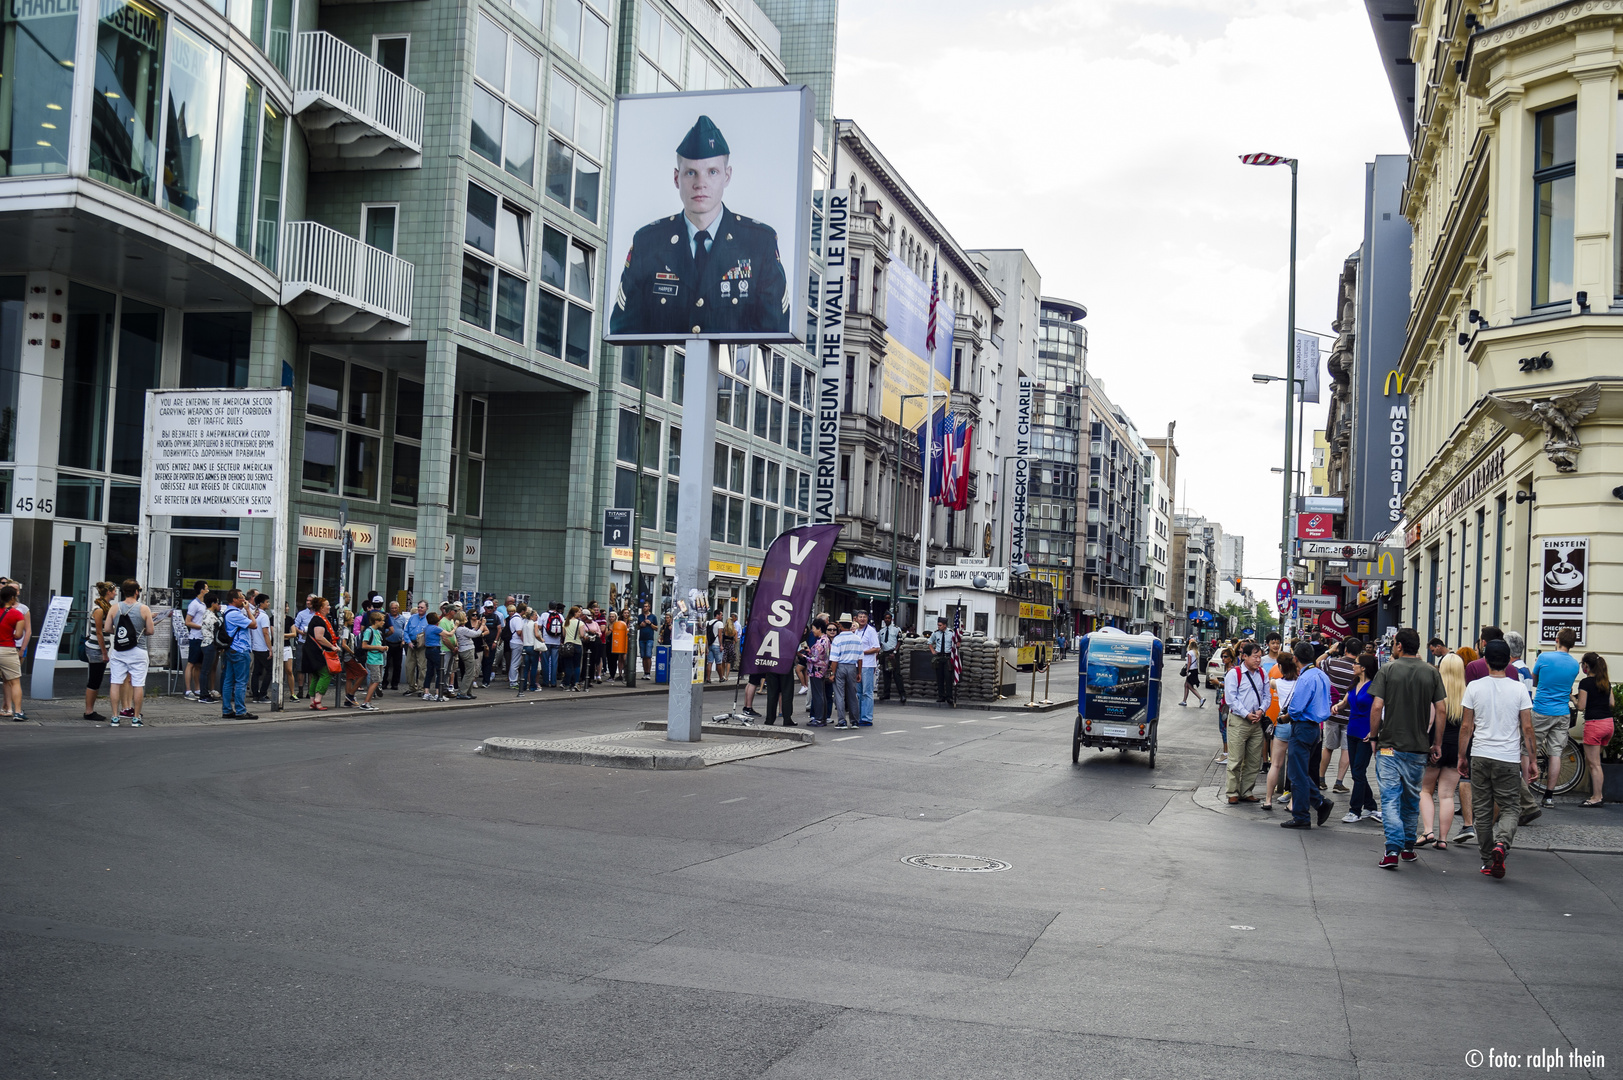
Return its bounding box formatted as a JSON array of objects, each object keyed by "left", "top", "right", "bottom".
[{"left": 832, "top": 0, "right": 1410, "bottom": 596}]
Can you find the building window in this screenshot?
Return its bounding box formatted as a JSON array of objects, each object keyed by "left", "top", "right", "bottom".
[
  {"left": 1614, "top": 96, "right": 1623, "bottom": 298},
  {"left": 496, "top": 0, "right": 541, "bottom": 31},
  {"left": 373, "top": 34, "right": 409, "bottom": 78},
  {"left": 0, "top": 0, "right": 77, "bottom": 179},
  {"left": 161, "top": 23, "right": 224, "bottom": 228},
  {"left": 391, "top": 378, "right": 422, "bottom": 506},
  {"left": 686, "top": 41, "right": 729, "bottom": 91},
  {"left": 619, "top": 344, "right": 664, "bottom": 396},
  {"left": 545, "top": 71, "right": 603, "bottom": 222},
  {"left": 552, "top": 0, "right": 609, "bottom": 81},
  {"left": 302, "top": 358, "right": 384, "bottom": 501},
  {"left": 461, "top": 396, "right": 486, "bottom": 518},
  {"left": 635, "top": 0, "right": 682, "bottom": 93},
  {"left": 1533, "top": 103, "right": 1576, "bottom": 307},
  {"left": 461, "top": 182, "right": 529, "bottom": 342},
  {"left": 471, "top": 12, "right": 540, "bottom": 183},
  {"left": 363, "top": 204, "right": 398, "bottom": 254},
  {"left": 536, "top": 222, "right": 594, "bottom": 366},
  {"left": 90, "top": 0, "right": 164, "bottom": 200}
]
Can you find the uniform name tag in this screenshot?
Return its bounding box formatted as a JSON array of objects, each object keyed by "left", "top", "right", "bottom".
[{"left": 654, "top": 284, "right": 679, "bottom": 297}]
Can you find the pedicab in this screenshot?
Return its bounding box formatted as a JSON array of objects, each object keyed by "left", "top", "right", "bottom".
[{"left": 1072, "top": 628, "right": 1163, "bottom": 768}]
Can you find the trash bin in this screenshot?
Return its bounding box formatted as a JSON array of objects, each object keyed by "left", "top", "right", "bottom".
[{"left": 655, "top": 645, "right": 670, "bottom": 684}]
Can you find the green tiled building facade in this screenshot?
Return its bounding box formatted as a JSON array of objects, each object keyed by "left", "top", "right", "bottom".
[{"left": 0, "top": 0, "right": 836, "bottom": 644}]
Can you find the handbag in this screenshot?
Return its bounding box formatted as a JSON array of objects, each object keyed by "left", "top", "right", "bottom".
[{"left": 324, "top": 650, "right": 343, "bottom": 675}]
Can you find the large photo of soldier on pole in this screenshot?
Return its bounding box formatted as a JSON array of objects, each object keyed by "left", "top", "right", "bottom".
[{"left": 604, "top": 86, "right": 813, "bottom": 345}]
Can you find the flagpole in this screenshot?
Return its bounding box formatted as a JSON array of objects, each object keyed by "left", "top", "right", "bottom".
[{"left": 918, "top": 247, "right": 938, "bottom": 633}]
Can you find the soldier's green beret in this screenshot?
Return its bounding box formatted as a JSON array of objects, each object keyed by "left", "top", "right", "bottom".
[{"left": 676, "top": 115, "right": 729, "bottom": 159}]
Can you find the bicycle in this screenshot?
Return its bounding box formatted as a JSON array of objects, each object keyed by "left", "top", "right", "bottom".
[{"left": 1528, "top": 715, "right": 1588, "bottom": 797}]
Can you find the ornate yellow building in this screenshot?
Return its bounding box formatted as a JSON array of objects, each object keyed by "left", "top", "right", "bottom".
[{"left": 1380, "top": 0, "right": 1623, "bottom": 653}]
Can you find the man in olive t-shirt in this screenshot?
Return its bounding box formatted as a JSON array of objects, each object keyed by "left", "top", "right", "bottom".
[{"left": 1368, "top": 628, "right": 1447, "bottom": 867}]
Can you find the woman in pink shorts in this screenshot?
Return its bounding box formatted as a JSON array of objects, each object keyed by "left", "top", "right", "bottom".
[{"left": 1576, "top": 653, "right": 1615, "bottom": 808}]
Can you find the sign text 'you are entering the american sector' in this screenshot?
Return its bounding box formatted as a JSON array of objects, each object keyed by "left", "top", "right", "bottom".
[{"left": 143, "top": 390, "right": 293, "bottom": 518}]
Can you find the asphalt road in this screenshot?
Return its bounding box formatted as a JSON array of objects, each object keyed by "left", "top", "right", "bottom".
[{"left": 3, "top": 668, "right": 1619, "bottom": 1079}]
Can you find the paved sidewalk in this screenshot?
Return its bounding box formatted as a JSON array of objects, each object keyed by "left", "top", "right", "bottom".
[
  {"left": 1190, "top": 752, "right": 1623, "bottom": 853},
  {"left": 13, "top": 674, "right": 745, "bottom": 728}
]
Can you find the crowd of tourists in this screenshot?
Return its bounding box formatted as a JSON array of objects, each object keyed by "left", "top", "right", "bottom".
[
  {"left": 288, "top": 594, "right": 661, "bottom": 707},
  {"left": 1200, "top": 623, "right": 1613, "bottom": 879},
  {"left": 69, "top": 575, "right": 962, "bottom": 731}
]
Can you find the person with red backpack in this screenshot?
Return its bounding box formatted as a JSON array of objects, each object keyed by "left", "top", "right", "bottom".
[{"left": 539, "top": 605, "right": 564, "bottom": 688}]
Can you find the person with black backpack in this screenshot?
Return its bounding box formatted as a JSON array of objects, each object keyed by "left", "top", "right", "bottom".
[{"left": 106, "top": 579, "right": 156, "bottom": 727}]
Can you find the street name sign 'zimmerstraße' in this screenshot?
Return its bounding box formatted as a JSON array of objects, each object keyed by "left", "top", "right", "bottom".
[{"left": 1298, "top": 539, "right": 1379, "bottom": 561}]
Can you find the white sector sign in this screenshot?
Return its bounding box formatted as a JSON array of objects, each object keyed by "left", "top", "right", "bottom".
[{"left": 143, "top": 390, "right": 292, "bottom": 517}]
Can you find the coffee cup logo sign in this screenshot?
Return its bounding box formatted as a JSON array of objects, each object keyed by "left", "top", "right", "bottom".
[{"left": 1539, "top": 536, "right": 1588, "bottom": 644}]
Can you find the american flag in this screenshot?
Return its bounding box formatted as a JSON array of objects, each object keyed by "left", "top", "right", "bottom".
[
  {"left": 925, "top": 256, "right": 940, "bottom": 352},
  {"left": 951, "top": 607, "right": 962, "bottom": 685},
  {"left": 937, "top": 407, "right": 956, "bottom": 505},
  {"left": 1239, "top": 152, "right": 1291, "bottom": 166}
]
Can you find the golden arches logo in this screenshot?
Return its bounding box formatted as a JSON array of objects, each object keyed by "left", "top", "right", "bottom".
[
  {"left": 1376, "top": 550, "right": 1397, "bottom": 577},
  {"left": 1384, "top": 370, "right": 1405, "bottom": 396}
]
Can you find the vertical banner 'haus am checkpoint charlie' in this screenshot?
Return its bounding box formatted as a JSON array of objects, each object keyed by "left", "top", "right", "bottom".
[{"left": 603, "top": 86, "right": 813, "bottom": 345}]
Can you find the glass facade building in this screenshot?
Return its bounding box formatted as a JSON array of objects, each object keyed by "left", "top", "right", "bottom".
[
  {"left": 0, "top": 0, "right": 838, "bottom": 671},
  {"left": 1032, "top": 297, "right": 1086, "bottom": 619}
]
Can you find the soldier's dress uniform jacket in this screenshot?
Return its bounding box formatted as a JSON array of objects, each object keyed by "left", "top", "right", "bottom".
[{"left": 609, "top": 204, "right": 789, "bottom": 336}]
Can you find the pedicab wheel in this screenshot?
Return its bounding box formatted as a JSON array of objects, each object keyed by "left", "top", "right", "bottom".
[{"left": 1072, "top": 716, "right": 1083, "bottom": 764}]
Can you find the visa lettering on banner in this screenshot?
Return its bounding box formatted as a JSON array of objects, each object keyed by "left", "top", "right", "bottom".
[
  {"left": 742, "top": 524, "right": 842, "bottom": 673},
  {"left": 812, "top": 190, "right": 849, "bottom": 524}
]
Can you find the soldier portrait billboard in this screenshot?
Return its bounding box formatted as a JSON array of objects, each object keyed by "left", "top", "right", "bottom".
[{"left": 604, "top": 86, "right": 814, "bottom": 344}]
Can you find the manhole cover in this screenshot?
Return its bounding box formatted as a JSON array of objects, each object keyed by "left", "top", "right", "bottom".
[{"left": 902, "top": 853, "right": 1012, "bottom": 873}]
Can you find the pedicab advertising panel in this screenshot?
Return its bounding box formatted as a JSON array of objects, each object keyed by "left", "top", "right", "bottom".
[{"left": 1073, "top": 629, "right": 1163, "bottom": 767}]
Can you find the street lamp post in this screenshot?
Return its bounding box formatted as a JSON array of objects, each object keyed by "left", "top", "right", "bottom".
[
  {"left": 1239, "top": 152, "right": 1299, "bottom": 578},
  {"left": 889, "top": 393, "right": 930, "bottom": 627}
]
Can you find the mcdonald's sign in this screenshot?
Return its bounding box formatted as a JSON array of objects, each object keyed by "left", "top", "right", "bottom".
[
  {"left": 1350, "top": 547, "right": 1404, "bottom": 582},
  {"left": 1384, "top": 370, "right": 1405, "bottom": 395}
]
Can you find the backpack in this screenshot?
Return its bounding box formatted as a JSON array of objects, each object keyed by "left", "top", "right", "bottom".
[
  {"left": 544, "top": 611, "right": 563, "bottom": 638},
  {"left": 113, "top": 605, "right": 140, "bottom": 652},
  {"left": 212, "top": 613, "right": 232, "bottom": 649}
]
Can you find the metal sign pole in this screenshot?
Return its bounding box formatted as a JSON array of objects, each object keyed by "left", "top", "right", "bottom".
[
  {"left": 666, "top": 339, "right": 720, "bottom": 742},
  {"left": 270, "top": 389, "right": 292, "bottom": 711}
]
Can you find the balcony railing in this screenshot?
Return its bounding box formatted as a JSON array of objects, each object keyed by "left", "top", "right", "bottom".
[
  {"left": 281, "top": 220, "right": 414, "bottom": 335},
  {"left": 293, "top": 31, "right": 424, "bottom": 168}
]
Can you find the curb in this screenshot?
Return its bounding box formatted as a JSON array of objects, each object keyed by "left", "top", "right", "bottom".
[
  {"left": 635, "top": 720, "right": 816, "bottom": 743},
  {"left": 27, "top": 680, "right": 746, "bottom": 729},
  {"left": 479, "top": 737, "right": 708, "bottom": 770},
  {"left": 881, "top": 698, "right": 1077, "bottom": 714}
]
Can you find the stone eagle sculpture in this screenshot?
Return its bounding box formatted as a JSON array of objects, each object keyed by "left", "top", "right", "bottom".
[{"left": 1498, "top": 383, "right": 1601, "bottom": 472}]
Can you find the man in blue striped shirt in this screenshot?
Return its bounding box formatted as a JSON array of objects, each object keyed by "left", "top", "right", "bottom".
[{"left": 828, "top": 614, "right": 864, "bottom": 729}]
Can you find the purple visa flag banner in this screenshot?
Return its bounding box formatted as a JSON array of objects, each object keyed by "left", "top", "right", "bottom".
[{"left": 742, "top": 523, "right": 842, "bottom": 674}]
